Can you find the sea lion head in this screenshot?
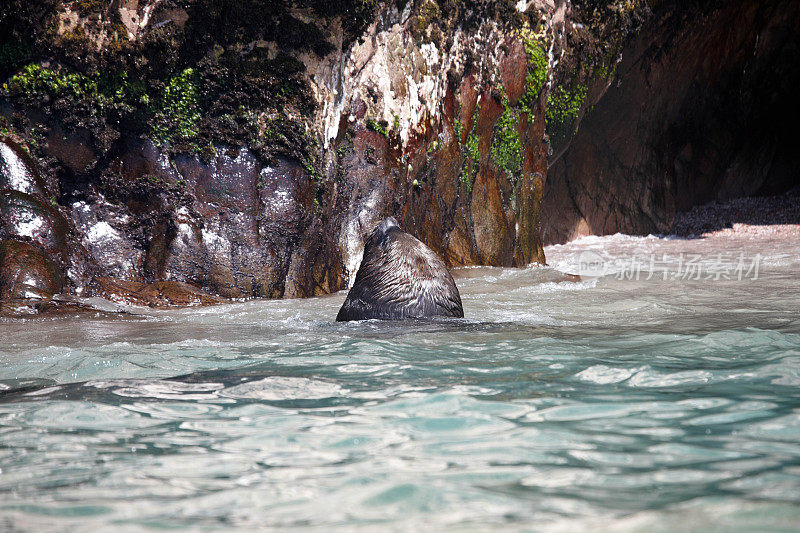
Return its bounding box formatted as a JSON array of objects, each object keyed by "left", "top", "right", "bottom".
[{"left": 336, "top": 217, "right": 464, "bottom": 321}]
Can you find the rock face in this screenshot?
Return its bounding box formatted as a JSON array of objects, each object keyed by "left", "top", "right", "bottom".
[
  {"left": 540, "top": 0, "right": 800, "bottom": 244},
  {"left": 10, "top": 0, "right": 795, "bottom": 309},
  {"left": 0, "top": 132, "right": 344, "bottom": 311},
  {"left": 1, "top": 138, "right": 69, "bottom": 314},
  {"left": 3, "top": 0, "right": 577, "bottom": 311},
  {"left": 1, "top": 136, "right": 240, "bottom": 312},
  {"left": 327, "top": 33, "right": 550, "bottom": 282}
]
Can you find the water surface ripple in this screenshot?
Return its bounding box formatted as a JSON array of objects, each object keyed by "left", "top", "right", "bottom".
[{"left": 1, "top": 233, "right": 800, "bottom": 531}]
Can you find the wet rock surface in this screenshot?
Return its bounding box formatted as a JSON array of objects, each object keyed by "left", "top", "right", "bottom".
[
  {"left": 1, "top": 138, "right": 71, "bottom": 314},
  {"left": 0, "top": 139, "right": 47, "bottom": 195},
  {"left": 0, "top": 137, "right": 227, "bottom": 315},
  {"left": 95, "top": 278, "right": 227, "bottom": 308},
  {"left": 540, "top": 0, "right": 800, "bottom": 244},
  {"left": 168, "top": 150, "right": 342, "bottom": 298},
  {"left": 0, "top": 239, "right": 62, "bottom": 301}
]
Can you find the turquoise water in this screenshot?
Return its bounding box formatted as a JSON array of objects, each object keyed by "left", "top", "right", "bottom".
[{"left": 1, "top": 233, "right": 800, "bottom": 531}]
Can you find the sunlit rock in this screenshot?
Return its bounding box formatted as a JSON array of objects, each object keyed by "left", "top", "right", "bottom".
[{"left": 0, "top": 139, "right": 45, "bottom": 196}]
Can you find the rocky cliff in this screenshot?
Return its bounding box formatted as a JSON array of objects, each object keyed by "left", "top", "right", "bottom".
[
  {"left": 3, "top": 0, "right": 644, "bottom": 313},
  {"left": 541, "top": 0, "right": 800, "bottom": 243},
  {"left": 6, "top": 0, "right": 794, "bottom": 314}
]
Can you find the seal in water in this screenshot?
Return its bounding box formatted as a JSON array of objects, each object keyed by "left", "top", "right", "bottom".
[{"left": 336, "top": 217, "right": 464, "bottom": 321}]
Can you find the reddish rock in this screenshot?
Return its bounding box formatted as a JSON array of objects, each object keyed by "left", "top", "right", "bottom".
[
  {"left": 44, "top": 126, "right": 96, "bottom": 173},
  {"left": 470, "top": 89, "right": 513, "bottom": 265},
  {"left": 337, "top": 36, "right": 551, "bottom": 272},
  {"left": 499, "top": 37, "right": 528, "bottom": 104},
  {"left": 0, "top": 240, "right": 62, "bottom": 301},
  {"left": 96, "top": 277, "right": 226, "bottom": 308},
  {"left": 541, "top": 0, "right": 800, "bottom": 244},
  {"left": 514, "top": 171, "right": 546, "bottom": 266}
]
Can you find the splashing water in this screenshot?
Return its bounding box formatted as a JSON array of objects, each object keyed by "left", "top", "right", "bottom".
[{"left": 1, "top": 231, "right": 799, "bottom": 531}]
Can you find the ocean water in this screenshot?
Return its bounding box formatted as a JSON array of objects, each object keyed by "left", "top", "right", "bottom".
[{"left": 1, "top": 232, "right": 800, "bottom": 531}]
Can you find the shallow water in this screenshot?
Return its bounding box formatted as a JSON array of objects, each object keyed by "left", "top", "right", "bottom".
[{"left": 1, "top": 232, "right": 800, "bottom": 531}]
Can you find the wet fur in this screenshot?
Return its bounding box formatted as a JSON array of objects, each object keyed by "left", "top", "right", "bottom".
[{"left": 336, "top": 218, "right": 464, "bottom": 321}]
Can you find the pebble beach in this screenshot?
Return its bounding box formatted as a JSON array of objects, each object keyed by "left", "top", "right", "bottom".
[{"left": 670, "top": 187, "right": 800, "bottom": 238}]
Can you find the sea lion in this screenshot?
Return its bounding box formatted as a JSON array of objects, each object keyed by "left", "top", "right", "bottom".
[{"left": 336, "top": 217, "right": 464, "bottom": 321}]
